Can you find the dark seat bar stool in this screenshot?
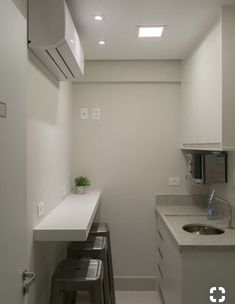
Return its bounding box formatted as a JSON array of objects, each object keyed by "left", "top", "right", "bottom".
[
  {"left": 49, "top": 259, "right": 104, "bottom": 304},
  {"left": 89, "top": 223, "right": 116, "bottom": 304},
  {"left": 67, "top": 236, "right": 110, "bottom": 304}
]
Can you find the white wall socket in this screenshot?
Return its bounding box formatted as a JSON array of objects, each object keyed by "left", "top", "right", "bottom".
[
  {"left": 80, "top": 108, "right": 88, "bottom": 120},
  {"left": 37, "top": 202, "right": 45, "bottom": 218},
  {"left": 168, "top": 177, "right": 181, "bottom": 186},
  {"left": 92, "top": 108, "right": 100, "bottom": 120}
]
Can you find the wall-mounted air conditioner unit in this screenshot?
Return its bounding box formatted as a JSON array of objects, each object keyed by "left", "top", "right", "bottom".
[{"left": 28, "top": 0, "right": 84, "bottom": 81}]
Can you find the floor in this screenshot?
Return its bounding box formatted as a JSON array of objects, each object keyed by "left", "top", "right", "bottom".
[
  {"left": 76, "top": 291, "right": 164, "bottom": 304},
  {"left": 116, "top": 291, "right": 164, "bottom": 304}
]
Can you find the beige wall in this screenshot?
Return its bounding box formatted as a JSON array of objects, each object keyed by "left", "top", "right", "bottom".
[{"left": 72, "top": 61, "right": 192, "bottom": 282}]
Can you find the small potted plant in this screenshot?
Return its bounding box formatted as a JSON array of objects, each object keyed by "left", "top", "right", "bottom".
[{"left": 74, "top": 176, "right": 91, "bottom": 194}]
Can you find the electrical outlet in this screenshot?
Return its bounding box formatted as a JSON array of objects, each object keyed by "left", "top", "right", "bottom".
[
  {"left": 92, "top": 108, "right": 100, "bottom": 120},
  {"left": 80, "top": 108, "right": 88, "bottom": 120},
  {"left": 37, "top": 202, "right": 45, "bottom": 218},
  {"left": 168, "top": 177, "right": 181, "bottom": 186}
]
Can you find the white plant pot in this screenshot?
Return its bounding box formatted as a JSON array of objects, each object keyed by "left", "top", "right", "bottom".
[{"left": 76, "top": 186, "right": 85, "bottom": 194}]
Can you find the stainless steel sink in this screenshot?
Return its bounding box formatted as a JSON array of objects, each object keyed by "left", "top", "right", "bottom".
[{"left": 182, "top": 224, "right": 224, "bottom": 235}]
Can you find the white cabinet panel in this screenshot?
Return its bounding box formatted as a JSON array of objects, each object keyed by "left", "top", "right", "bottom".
[
  {"left": 181, "top": 80, "right": 198, "bottom": 144},
  {"left": 197, "top": 23, "right": 222, "bottom": 145},
  {"left": 156, "top": 215, "right": 182, "bottom": 304},
  {"left": 181, "top": 22, "right": 222, "bottom": 149},
  {"left": 156, "top": 212, "right": 235, "bottom": 304},
  {"left": 181, "top": 9, "right": 235, "bottom": 151}
]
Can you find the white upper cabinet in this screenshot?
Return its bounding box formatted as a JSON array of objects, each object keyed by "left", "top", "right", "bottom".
[{"left": 181, "top": 7, "right": 235, "bottom": 151}]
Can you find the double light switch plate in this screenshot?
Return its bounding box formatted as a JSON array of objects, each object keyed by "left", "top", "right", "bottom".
[{"left": 80, "top": 108, "right": 101, "bottom": 120}]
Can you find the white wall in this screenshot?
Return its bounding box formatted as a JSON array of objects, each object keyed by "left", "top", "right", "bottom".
[
  {"left": 27, "top": 51, "right": 73, "bottom": 303},
  {"left": 72, "top": 61, "right": 192, "bottom": 287},
  {"left": 0, "top": 1, "right": 27, "bottom": 302},
  {"left": 7, "top": 1, "right": 74, "bottom": 303}
]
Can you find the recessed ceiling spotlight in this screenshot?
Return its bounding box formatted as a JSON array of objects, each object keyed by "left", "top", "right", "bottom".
[
  {"left": 138, "top": 26, "right": 165, "bottom": 38},
  {"left": 93, "top": 14, "right": 105, "bottom": 21},
  {"left": 98, "top": 40, "right": 106, "bottom": 45}
]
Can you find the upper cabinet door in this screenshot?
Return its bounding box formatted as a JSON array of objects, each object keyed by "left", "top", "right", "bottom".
[
  {"left": 181, "top": 16, "right": 235, "bottom": 150},
  {"left": 181, "top": 77, "right": 198, "bottom": 145},
  {"left": 197, "top": 23, "right": 222, "bottom": 145}
]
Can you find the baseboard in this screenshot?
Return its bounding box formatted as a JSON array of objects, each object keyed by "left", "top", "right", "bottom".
[{"left": 114, "top": 276, "right": 156, "bottom": 291}]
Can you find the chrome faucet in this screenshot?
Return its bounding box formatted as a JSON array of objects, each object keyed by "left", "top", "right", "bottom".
[
  {"left": 209, "top": 189, "right": 216, "bottom": 205},
  {"left": 214, "top": 195, "right": 233, "bottom": 229}
]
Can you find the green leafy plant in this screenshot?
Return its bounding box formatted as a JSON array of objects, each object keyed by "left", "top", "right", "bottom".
[{"left": 74, "top": 176, "right": 91, "bottom": 187}]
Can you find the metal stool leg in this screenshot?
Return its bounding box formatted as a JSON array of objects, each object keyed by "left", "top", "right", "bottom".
[
  {"left": 90, "top": 224, "right": 116, "bottom": 304},
  {"left": 101, "top": 248, "right": 110, "bottom": 304},
  {"left": 66, "top": 291, "right": 77, "bottom": 304},
  {"left": 106, "top": 231, "right": 115, "bottom": 304},
  {"left": 49, "top": 283, "right": 63, "bottom": 304},
  {"left": 90, "top": 279, "right": 105, "bottom": 304}
]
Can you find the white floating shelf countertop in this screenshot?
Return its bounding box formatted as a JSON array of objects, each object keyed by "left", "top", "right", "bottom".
[{"left": 33, "top": 191, "right": 101, "bottom": 241}]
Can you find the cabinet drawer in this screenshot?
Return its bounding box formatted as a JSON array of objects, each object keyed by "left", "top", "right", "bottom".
[
  {"left": 157, "top": 263, "right": 168, "bottom": 304},
  {"left": 157, "top": 216, "right": 168, "bottom": 242},
  {"left": 157, "top": 246, "right": 167, "bottom": 284},
  {"left": 157, "top": 263, "right": 164, "bottom": 281},
  {"left": 157, "top": 228, "right": 164, "bottom": 242},
  {"left": 158, "top": 281, "right": 166, "bottom": 304},
  {"left": 157, "top": 222, "right": 168, "bottom": 257},
  {"left": 157, "top": 246, "right": 164, "bottom": 265}
]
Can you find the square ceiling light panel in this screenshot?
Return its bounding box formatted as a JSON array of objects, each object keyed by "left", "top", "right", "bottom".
[{"left": 138, "top": 26, "right": 165, "bottom": 38}]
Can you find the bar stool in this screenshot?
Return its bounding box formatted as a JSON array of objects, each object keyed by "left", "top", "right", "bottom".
[
  {"left": 68, "top": 236, "right": 110, "bottom": 304},
  {"left": 89, "top": 223, "right": 116, "bottom": 304},
  {"left": 49, "top": 259, "right": 104, "bottom": 304}
]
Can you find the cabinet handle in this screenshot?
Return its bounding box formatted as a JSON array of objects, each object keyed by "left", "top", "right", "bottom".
[
  {"left": 158, "top": 247, "right": 164, "bottom": 260},
  {"left": 157, "top": 263, "right": 163, "bottom": 279},
  {"left": 158, "top": 230, "right": 163, "bottom": 241}
]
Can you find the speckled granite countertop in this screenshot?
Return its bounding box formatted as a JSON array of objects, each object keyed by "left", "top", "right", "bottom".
[{"left": 156, "top": 197, "right": 235, "bottom": 251}]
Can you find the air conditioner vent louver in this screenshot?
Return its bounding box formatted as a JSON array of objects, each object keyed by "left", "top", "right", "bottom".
[
  {"left": 28, "top": 0, "right": 84, "bottom": 81},
  {"left": 46, "top": 49, "right": 68, "bottom": 80},
  {"left": 56, "top": 48, "right": 75, "bottom": 78}
]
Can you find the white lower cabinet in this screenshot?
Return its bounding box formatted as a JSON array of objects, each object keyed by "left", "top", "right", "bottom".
[
  {"left": 156, "top": 214, "right": 235, "bottom": 304},
  {"left": 157, "top": 216, "right": 182, "bottom": 304}
]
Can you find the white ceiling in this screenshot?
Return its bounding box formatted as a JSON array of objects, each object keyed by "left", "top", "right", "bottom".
[{"left": 67, "top": 0, "right": 235, "bottom": 60}]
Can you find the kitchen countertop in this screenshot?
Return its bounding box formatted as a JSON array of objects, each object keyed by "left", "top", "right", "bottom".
[
  {"left": 33, "top": 191, "right": 101, "bottom": 241},
  {"left": 156, "top": 204, "right": 235, "bottom": 251}
]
